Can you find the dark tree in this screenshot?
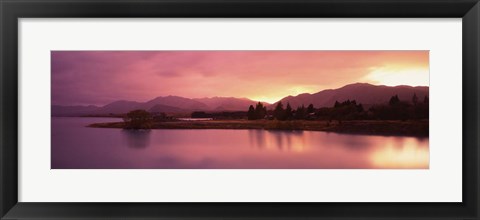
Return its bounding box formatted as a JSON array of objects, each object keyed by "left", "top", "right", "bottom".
[
  {"left": 325, "top": 99, "right": 367, "bottom": 121},
  {"left": 247, "top": 105, "right": 256, "bottom": 120},
  {"left": 357, "top": 104, "right": 364, "bottom": 112},
  {"left": 412, "top": 93, "right": 418, "bottom": 105},
  {"left": 334, "top": 101, "right": 340, "bottom": 108},
  {"left": 285, "top": 103, "right": 293, "bottom": 120},
  {"left": 191, "top": 111, "right": 212, "bottom": 118},
  {"left": 123, "top": 109, "right": 153, "bottom": 129},
  {"left": 153, "top": 112, "right": 168, "bottom": 122},
  {"left": 273, "top": 101, "right": 286, "bottom": 120},
  {"left": 307, "top": 104, "right": 315, "bottom": 113},
  {"left": 255, "top": 102, "right": 267, "bottom": 120},
  {"left": 389, "top": 95, "right": 400, "bottom": 106},
  {"left": 295, "top": 105, "right": 306, "bottom": 120}
]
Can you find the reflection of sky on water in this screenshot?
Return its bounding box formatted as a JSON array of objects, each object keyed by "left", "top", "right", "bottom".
[{"left": 52, "top": 117, "right": 429, "bottom": 169}]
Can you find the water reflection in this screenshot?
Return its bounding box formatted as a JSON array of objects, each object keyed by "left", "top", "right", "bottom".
[
  {"left": 249, "top": 130, "right": 307, "bottom": 151},
  {"left": 52, "top": 117, "right": 429, "bottom": 169},
  {"left": 370, "top": 138, "right": 429, "bottom": 168},
  {"left": 122, "top": 130, "right": 151, "bottom": 149},
  {"left": 248, "top": 130, "right": 266, "bottom": 149}
]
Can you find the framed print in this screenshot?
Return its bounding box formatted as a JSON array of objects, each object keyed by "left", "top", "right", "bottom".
[{"left": 1, "top": 0, "right": 479, "bottom": 219}]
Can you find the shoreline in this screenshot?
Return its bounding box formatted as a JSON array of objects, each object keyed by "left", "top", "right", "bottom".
[{"left": 88, "top": 119, "right": 429, "bottom": 137}]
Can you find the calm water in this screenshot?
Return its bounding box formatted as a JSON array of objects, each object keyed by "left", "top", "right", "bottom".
[{"left": 51, "top": 117, "right": 429, "bottom": 169}]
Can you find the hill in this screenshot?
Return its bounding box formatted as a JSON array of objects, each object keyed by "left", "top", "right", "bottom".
[
  {"left": 274, "top": 83, "right": 429, "bottom": 108},
  {"left": 51, "top": 83, "right": 429, "bottom": 116}
]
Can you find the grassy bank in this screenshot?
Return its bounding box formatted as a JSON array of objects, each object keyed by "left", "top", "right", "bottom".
[{"left": 89, "top": 119, "right": 428, "bottom": 137}]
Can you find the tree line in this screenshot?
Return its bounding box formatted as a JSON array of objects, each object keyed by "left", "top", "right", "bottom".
[
  {"left": 121, "top": 93, "right": 429, "bottom": 129},
  {"left": 247, "top": 93, "right": 429, "bottom": 121}
]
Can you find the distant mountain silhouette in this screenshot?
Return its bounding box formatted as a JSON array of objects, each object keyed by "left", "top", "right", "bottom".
[
  {"left": 94, "top": 100, "right": 142, "bottom": 114},
  {"left": 51, "top": 83, "right": 429, "bottom": 116},
  {"left": 139, "top": 96, "right": 209, "bottom": 111},
  {"left": 274, "top": 83, "right": 429, "bottom": 109},
  {"left": 52, "top": 96, "right": 259, "bottom": 116},
  {"left": 148, "top": 104, "right": 184, "bottom": 113}
]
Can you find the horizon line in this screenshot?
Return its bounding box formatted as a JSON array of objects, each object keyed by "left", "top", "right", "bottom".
[{"left": 52, "top": 82, "right": 430, "bottom": 107}]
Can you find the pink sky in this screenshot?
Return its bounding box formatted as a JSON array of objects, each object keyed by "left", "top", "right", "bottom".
[{"left": 51, "top": 51, "right": 429, "bottom": 106}]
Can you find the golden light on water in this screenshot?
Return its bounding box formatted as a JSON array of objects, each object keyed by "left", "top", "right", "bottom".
[{"left": 370, "top": 139, "right": 429, "bottom": 169}]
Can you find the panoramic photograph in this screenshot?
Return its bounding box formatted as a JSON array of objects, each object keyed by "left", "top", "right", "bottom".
[{"left": 51, "top": 51, "right": 429, "bottom": 169}]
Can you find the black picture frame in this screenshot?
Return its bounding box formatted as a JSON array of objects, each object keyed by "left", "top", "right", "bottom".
[{"left": 1, "top": 0, "right": 479, "bottom": 219}]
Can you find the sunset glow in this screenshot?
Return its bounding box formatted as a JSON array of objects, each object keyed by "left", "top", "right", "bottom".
[
  {"left": 363, "top": 67, "right": 429, "bottom": 87},
  {"left": 251, "top": 85, "right": 318, "bottom": 104},
  {"left": 51, "top": 51, "right": 429, "bottom": 106},
  {"left": 370, "top": 139, "right": 429, "bottom": 169},
  {"left": 52, "top": 50, "right": 430, "bottom": 170}
]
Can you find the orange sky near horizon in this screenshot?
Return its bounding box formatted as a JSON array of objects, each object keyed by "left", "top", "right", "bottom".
[{"left": 51, "top": 51, "right": 429, "bottom": 106}]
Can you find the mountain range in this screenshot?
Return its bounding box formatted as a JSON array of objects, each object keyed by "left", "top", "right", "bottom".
[
  {"left": 275, "top": 83, "right": 428, "bottom": 109},
  {"left": 52, "top": 83, "right": 429, "bottom": 116}
]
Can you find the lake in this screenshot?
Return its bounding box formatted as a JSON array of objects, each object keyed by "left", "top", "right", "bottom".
[{"left": 51, "top": 117, "right": 429, "bottom": 169}]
